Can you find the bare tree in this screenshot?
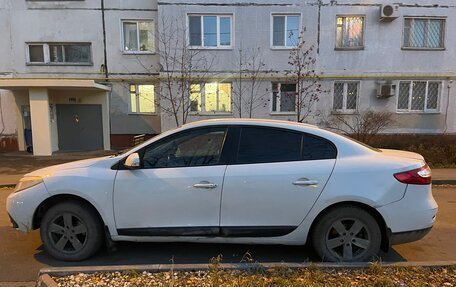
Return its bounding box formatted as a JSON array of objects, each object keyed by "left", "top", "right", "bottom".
[
  {"left": 157, "top": 16, "right": 216, "bottom": 127},
  {"left": 231, "top": 47, "right": 270, "bottom": 118},
  {"left": 328, "top": 110, "right": 394, "bottom": 145},
  {"left": 286, "top": 28, "right": 326, "bottom": 123}
]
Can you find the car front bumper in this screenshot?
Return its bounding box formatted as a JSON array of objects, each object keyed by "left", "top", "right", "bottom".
[{"left": 6, "top": 183, "right": 50, "bottom": 232}]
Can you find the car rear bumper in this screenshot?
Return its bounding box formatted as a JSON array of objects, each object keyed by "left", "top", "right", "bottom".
[
  {"left": 377, "top": 184, "right": 437, "bottom": 241},
  {"left": 390, "top": 227, "right": 432, "bottom": 245}
]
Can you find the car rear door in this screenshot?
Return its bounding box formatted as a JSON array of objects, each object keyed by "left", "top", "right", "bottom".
[
  {"left": 220, "top": 126, "right": 337, "bottom": 237},
  {"left": 113, "top": 126, "right": 230, "bottom": 236}
]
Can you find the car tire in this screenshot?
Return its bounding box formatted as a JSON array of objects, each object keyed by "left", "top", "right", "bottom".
[
  {"left": 40, "top": 201, "right": 103, "bottom": 261},
  {"left": 312, "top": 205, "right": 381, "bottom": 262}
]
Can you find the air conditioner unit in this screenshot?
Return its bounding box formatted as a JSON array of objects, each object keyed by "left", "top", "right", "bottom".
[
  {"left": 376, "top": 82, "right": 396, "bottom": 98},
  {"left": 379, "top": 4, "right": 399, "bottom": 22}
]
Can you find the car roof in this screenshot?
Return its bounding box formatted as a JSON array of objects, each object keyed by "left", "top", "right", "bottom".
[
  {"left": 181, "top": 118, "right": 319, "bottom": 131},
  {"left": 125, "top": 118, "right": 375, "bottom": 158}
]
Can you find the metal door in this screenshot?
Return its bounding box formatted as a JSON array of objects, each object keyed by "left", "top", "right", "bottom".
[{"left": 56, "top": 104, "right": 103, "bottom": 151}]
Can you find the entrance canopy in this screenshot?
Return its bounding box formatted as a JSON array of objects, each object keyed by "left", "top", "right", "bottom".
[
  {"left": 1, "top": 79, "right": 111, "bottom": 156},
  {"left": 0, "top": 79, "right": 111, "bottom": 91}
]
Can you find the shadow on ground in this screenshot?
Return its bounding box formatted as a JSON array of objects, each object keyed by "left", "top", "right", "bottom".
[{"left": 34, "top": 241, "right": 406, "bottom": 267}]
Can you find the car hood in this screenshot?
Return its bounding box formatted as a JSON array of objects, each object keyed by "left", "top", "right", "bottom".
[
  {"left": 379, "top": 149, "right": 425, "bottom": 161},
  {"left": 25, "top": 156, "right": 111, "bottom": 177}
]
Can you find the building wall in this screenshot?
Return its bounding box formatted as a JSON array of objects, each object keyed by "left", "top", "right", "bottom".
[
  {"left": 158, "top": 0, "right": 456, "bottom": 134},
  {"left": 0, "top": 0, "right": 161, "bottom": 151},
  {"left": 1, "top": 0, "right": 455, "bottom": 150}
]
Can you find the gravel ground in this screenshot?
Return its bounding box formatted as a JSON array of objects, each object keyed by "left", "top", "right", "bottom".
[{"left": 53, "top": 264, "right": 456, "bottom": 287}]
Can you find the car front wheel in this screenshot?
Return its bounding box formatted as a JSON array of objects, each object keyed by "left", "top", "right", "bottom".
[
  {"left": 312, "top": 205, "right": 381, "bottom": 262},
  {"left": 40, "top": 201, "right": 103, "bottom": 261}
]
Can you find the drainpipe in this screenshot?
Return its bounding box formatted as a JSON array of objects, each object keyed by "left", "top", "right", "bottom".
[{"left": 101, "top": 0, "right": 109, "bottom": 79}]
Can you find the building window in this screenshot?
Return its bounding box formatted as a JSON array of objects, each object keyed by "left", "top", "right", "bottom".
[
  {"left": 190, "top": 82, "right": 232, "bottom": 113},
  {"left": 272, "top": 14, "right": 300, "bottom": 47},
  {"left": 188, "top": 15, "right": 232, "bottom": 48},
  {"left": 130, "top": 84, "right": 155, "bottom": 114},
  {"left": 403, "top": 18, "right": 445, "bottom": 49},
  {"left": 27, "top": 43, "right": 92, "bottom": 65},
  {"left": 336, "top": 16, "right": 364, "bottom": 49},
  {"left": 333, "top": 82, "right": 359, "bottom": 112},
  {"left": 272, "top": 83, "right": 296, "bottom": 113},
  {"left": 122, "top": 20, "right": 154, "bottom": 53},
  {"left": 397, "top": 81, "right": 440, "bottom": 112}
]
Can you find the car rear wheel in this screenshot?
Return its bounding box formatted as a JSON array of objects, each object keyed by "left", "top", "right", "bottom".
[
  {"left": 40, "top": 201, "right": 103, "bottom": 261},
  {"left": 312, "top": 205, "right": 381, "bottom": 262}
]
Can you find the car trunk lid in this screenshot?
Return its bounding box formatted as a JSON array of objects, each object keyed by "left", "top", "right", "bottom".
[{"left": 379, "top": 149, "right": 425, "bottom": 161}]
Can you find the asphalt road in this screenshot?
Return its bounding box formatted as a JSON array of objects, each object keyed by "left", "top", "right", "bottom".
[{"left": 0, "top": 186, "right": 455, "bottom": 282}]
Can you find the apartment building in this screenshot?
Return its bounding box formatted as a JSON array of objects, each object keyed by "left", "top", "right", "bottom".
[
  {"left": 0, "top": 0, "right": 455, "bottom": 155},
  {"left": 158, "top": 0, "right": 456, "bottom": 134},
  {"left": 0, "top": 0, "right": 160, "bottom": 155}
]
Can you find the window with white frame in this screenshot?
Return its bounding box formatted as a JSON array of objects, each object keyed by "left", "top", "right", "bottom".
[
  {"left": 333, "top": 82, "right": 359, "bottom": 112},
  {"left": 272, "top": 14, "right": 300, "bottom": 47},
  {"left": 130, "top": 84, "right": 155, "bottom": 114},
  {"left": 190, "top": 82, "right": 232, "bottom": 113},
  {"left": 27, "top": 43, "right": 92, "bottom": 64},
  {"left": 336, "top": 16, "right": 365, "bottom": 49},
  {"left": 272, "top": 83, "right": 296, "bottom": 113},
  {"left": 188, "top": 15, "right": 232, "bottom": 48},
  {"left": 122, "top": 20, "right": 154, "bottom": 53},
  {"left": 397, "top": 81, "right": 440, "bottom": 112},
  {"left": 403, "top": 18, "right": 445, "bottom": 49}
]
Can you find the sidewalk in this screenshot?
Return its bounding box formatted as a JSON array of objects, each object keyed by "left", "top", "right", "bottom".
[{"left": 0, "top": 152, "right": 455, "bottom": 187}]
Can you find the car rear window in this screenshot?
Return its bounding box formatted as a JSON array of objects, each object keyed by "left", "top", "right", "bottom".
[
  {"left": 302, "top": 134, "right": 337, "bottom": 160},
  {"left": 235, "top": 127, "right": 337, "bottom": 164}
]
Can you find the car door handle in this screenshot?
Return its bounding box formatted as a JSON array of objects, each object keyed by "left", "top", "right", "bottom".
[
  {"left": 193, "top": 181, "right": 218, "bottom": 189},
  {"left": 293, "top": 179, "right": 319, "bottom": 186}
]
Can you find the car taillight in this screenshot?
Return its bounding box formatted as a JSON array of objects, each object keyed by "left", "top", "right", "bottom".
[{"left": 394, "top": 164, "right": 431, "bottom": 185}]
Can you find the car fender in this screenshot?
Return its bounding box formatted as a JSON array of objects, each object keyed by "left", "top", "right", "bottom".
[{"left": 43, "top": 167, "right": 118, "bottom": 236}]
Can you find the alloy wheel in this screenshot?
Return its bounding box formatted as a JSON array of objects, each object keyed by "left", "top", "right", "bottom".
[
  {"left": 325, "top": 218, "right": 371, "bottom": 261},
  {"left": 47, "top": 213, "right": 88, "bottom": 253}
]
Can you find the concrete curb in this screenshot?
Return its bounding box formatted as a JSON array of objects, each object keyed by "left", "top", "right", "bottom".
[
  {"left": 36, "top": 274, "right": 59, "bottom": 287},
  {"left": 38, "top": 261, "right": 456, "bottom": 286},
  {"left": 432, "top": 180, "right": 456, "bottom": 185}
]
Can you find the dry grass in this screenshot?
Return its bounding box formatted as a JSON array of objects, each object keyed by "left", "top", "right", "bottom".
[{"left": 54, "top": 262, "right": 456, "bottom": 287}]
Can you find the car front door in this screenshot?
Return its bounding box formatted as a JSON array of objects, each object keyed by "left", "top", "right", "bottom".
[
  {"left": 113, "top": 126, "right": 229, "bottom": 236},
  {"left": 220, "top": 126, "right": 337, "bottom": 237}
]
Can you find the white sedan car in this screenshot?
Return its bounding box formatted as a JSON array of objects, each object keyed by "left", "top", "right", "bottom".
[{"left": 7, "top": 119, "right": 437, "bottom": 262}]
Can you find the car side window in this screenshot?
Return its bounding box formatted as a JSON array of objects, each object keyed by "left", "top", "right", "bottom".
[
  {"left": 236, "top": 127, "right": 302, "bottom": 164},
  {"left": 142, "top": 127, "right": 228, "bottom": 168},
  {"left": 302, "top": 134, "right": 337, "bottom": 160}
]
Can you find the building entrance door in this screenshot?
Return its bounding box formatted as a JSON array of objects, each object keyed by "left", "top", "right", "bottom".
[{"left": 56, "top": 104, "right": 103, "bottom": 151}]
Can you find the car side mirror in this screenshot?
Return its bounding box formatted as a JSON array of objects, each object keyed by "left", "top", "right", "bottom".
[{"left": 124, "top": 153, "right": 141, "bottom": 169}]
